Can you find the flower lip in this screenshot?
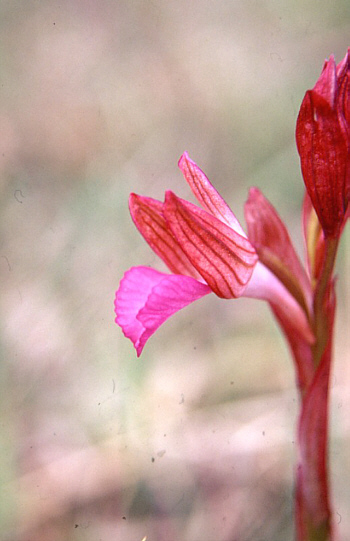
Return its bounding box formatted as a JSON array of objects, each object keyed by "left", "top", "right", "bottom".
[{"left": 115, "top": 266, "right": 211, "bottom": 356}]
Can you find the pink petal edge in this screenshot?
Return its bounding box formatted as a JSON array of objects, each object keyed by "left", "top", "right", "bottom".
[
  {"left": 178, "top": 152, "right": 246, "bottom": 236},
  {"left": 115, "top": 266, "right": 211, "bottom": 356}
]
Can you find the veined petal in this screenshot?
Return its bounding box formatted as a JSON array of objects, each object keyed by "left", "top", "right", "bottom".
[
  {"left": 296, "top": 74, "right": 348, "bottom": 237},
  {"left": 178, "top": 152, "right": 246, "bottom": 235},
  {"left": 164, "top": 191, "right": 258, "bottom": 299},
  {"left": 129, "top": 194, "right": 200, "bottom": 278},
  {"left": 245, "top": 187, "right": 312, "bottom": 313},
  {"left": 115, "top": 266, "right": 211, "bottom": 356}
]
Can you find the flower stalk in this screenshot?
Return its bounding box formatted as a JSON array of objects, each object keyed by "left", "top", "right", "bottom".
[{"left": 295, "top": 237, "right": 337, "bottom": 541}]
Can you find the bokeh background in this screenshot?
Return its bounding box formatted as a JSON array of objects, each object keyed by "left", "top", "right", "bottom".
[{"left": 0, "top": 1, "right": 349, "bottom": 540}]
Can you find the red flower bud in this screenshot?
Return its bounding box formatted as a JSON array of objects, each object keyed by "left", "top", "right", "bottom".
[{"left": 296, "top": 50, "right": 350, "bottom": 237}]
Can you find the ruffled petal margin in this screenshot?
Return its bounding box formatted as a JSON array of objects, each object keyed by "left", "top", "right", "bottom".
[{"left": 115, "top": 266, "right": 211, "bottom": 356}]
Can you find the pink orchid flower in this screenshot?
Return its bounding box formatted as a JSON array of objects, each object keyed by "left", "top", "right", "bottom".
[{"left": 115, "top": 153, "right": 313, "bottom": 356}]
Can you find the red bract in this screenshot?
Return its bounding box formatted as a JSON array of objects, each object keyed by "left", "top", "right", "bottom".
[
  {"left": 245, "top": 187, "right": 312, "bottom": 314},
  {"left": 115, "top": 153, "right": 313, "bottom": 355},
  {"left": 296, "top": 49, "right": 350, "bottom": 238}
]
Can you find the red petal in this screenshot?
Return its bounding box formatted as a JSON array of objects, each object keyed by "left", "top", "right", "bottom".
[
  {"left": 178, "top": 152, "right": 246, "bottom": 234},
  {"left": 336, "top": 48, "right": 350, "bottom": 123},
  {"left": 129, "top": 193, "right": 200, "bottom": 278},
  {"left": 336, "top": 49, "right": 350, "bottom": 205},
  {"left": 163, "top": 191, "right": 258, "bottom": 298},
  {"left": 313, "top": 55, "right": 337, "bottom": 108},
  {"left": 296, "top": 89, "right": 348, "bottom": 237},
  {"left": 245, "top": 187, "right": 312, "bottom": 312}
]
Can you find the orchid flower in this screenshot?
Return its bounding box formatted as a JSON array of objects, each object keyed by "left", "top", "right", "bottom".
[
  {"left": 115, "top": 152, "right": 313, "bottom": 356},
  {"left": 114, "top": 49, "right": 349, "bottom": 541}
]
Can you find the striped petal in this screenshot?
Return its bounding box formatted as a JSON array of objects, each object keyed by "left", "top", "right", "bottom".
[
  {"left": 129, "top": 193, "right": 200, "bottom": 278},
  {"left": 296, "top": 54, "right": 349, "bottom": 237},
  {"left": 163, "top": 191, "right": 258, "bottom": 298},
  {"left": 245, "top": 187, "right": 312, "bottom": 313},
  {"left": 178, "top": 152, "right": 246, "bottom": 235}
]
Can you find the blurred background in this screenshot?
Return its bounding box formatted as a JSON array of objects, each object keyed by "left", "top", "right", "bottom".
[{"left": 0, "top": 1, "right": 349, "bottom": 540}]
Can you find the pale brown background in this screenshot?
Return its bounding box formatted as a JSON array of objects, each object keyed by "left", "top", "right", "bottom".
[{"left": 0, "top": 1, "right": 349, "bottom": 540}]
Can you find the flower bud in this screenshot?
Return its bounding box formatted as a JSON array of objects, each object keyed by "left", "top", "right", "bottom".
[{"left": 296, "top": 50, "right": 350, "bottom": 237}]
